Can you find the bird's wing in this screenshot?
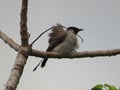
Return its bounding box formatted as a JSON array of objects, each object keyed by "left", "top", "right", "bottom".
[
  {"left": 46, "top": 34, "right": 67, "bottom": 51},
  {"left": 46, "top": 26, "right": 68, "bottom": 51}
]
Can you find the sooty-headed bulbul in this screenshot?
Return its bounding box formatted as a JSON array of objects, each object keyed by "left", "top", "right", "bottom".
[
  {"left": 41, "top": 26, "right": 83, "bottom": 68},
  {"left": 33, "top": 25, "right": 83, "bottom": 71}
]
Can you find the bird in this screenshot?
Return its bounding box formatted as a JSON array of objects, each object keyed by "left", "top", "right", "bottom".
[{"left": 33, "top": 25, "right": 83, "bottom": 71}]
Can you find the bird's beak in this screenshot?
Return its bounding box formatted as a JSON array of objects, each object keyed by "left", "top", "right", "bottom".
[{"left": 79, "top": 29, "right": 84, "bottom": 31}]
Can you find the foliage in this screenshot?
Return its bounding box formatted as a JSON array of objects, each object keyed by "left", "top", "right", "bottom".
[{"left": 91, "top": 84, "right": 120, "bottom": 90}]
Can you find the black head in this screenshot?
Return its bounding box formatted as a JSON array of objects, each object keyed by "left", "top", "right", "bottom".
[{"left": 67, "top": 26, "right": 83, "bottom": 34}]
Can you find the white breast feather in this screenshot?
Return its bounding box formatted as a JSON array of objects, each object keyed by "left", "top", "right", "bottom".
[{"left": 53, "top": 31, "right": 79, "bottom": 54}]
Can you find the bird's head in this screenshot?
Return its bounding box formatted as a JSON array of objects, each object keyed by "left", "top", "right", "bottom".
[{"left": 67, "top": 26, "right": 83, "bottom": 35}]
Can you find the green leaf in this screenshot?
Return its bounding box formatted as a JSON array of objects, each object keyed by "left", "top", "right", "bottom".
[
  {"left": 104, "top": 84, "right": 118, "bottom": 90},
  {"left": 91, "top": 84, "right": 103, "bottom": 90}
]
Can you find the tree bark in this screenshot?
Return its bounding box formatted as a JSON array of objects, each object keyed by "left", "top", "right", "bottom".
[
  {"left": 30, "top": 48, "right": 120, "bottom": 58},
  {"left": 0, "top": 30, "right": 19, "bottom": 51},
  {"left": 4, "top": 0, "right": 29, "bottom": 90},
  {"left": 4, "top": 53, "right": 28, "bottom": 90}
]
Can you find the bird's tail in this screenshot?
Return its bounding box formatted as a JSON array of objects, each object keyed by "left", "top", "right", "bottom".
[
  {"left": 33, "top": 58, "right": 48, "bottom": 71},
  {"left": 33, "top": 59, "right": 42, "bottom": 71},
  {"left": 41, "top": 58, "right": 48, "bottom": 68}
]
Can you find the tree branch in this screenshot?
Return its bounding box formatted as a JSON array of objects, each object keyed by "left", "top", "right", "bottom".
[
  {"left": 0, "top": 30, "right": 19, "bottom": 51},
  {"left": 30, "top": 48, "right": 120, "bottom": 59},
  {"left": 1, "top": 30, "right": 120, "bottom": 59},
  {"left": 4, "top": 0, "right": 29, "bottom": 90},
  {"left": 4, "top": 53, "right": 28, "bottom": 90},
  {"left": 20, "top": 0, "right": 29, "bottom": 46}
]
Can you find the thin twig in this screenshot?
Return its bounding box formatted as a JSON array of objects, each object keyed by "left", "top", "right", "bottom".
[
  {"left": 30, "top": 27, "right": 54, "bottom": 46},
  {"left": 33, "top": 59, "right": 43, "bottom": 71},
  {"left": 30, "top": 24, "right": 67, "bottom": 46},
  {"left": 77, "top": 35, "right": 84, "bottom": 43}
]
